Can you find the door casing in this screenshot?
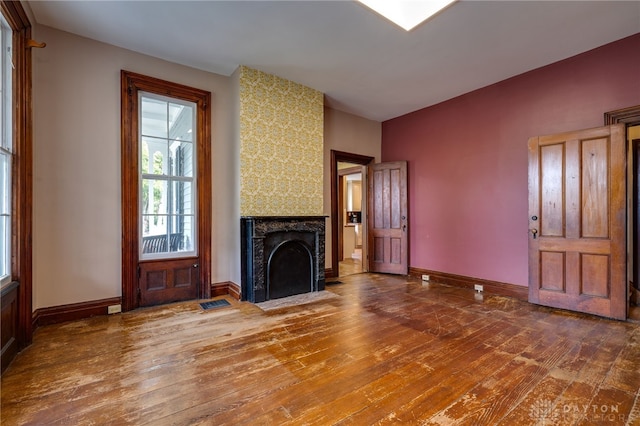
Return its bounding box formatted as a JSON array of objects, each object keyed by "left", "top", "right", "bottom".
[
  {"left": 121, "top": 71, "right": 212, "bottom": 311},
  {"left": 605, "top": 105, "right": 640, "bottom": 317},
  {"left": 330, "top": 150, "right": 374, "bottom": 278}
]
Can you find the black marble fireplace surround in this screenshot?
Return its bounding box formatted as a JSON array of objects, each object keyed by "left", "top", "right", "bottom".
[{"left": 241, "top": 216, "right": 326, "bottom": 303}]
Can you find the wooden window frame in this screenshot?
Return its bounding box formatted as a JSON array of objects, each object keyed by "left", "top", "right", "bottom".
[{"left": 1, "top": 1, "right": 34, "bottom": 348}]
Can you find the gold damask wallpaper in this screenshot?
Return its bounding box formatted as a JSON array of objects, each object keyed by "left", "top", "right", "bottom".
[{"left": 239, "top": 66, "right": 324, "bottom": 216}]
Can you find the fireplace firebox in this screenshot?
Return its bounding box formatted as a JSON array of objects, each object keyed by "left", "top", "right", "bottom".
[{"left": 241, "top": 216, "right": 326, "bottom": 303}]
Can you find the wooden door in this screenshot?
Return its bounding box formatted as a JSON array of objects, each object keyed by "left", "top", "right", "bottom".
[
  {"left": 139, "top": 259, "right": 198, "bottom": 306},
  {"left": 121, "top": 71, "right": 211, "bottom": 311},
  {"left": 528, "top": 124, "right": 626, "bottom": 320},
  {"left": 368, "top": 161, "right": 408, "bottom": 274}
]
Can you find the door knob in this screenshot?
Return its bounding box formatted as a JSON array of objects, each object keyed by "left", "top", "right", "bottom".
[{"left": 530, "top": 229, "right": 538, "bottom": 239}]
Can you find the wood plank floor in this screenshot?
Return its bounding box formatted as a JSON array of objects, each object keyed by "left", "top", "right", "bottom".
[
  {"left": 2, "top": 273, "right": 640, "bottom": 425},
  {"left": 339, "top": 258, "right": 363, "bottom": 277}
]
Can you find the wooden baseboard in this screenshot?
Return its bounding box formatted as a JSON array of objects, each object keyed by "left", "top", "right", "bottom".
[
  {"left": 211, "top": 281, "right": 241, "bottom": 300},
  {"left": 409, "top": 267, "right": 528, "bottom": 301},
  {"left": 31, "top": 281, "right": 242, "bottom": 329},
  {"left": 32, "top": 297, "right": 122, "bottom": 328},
  {"left": 228, "top": 282, "right": 241, "bottom": 300},
  {"left": 324, "top": 268, "right": 336, "bottom": 279}
]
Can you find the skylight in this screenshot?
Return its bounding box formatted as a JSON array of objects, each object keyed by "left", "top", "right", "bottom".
[{"left": 357, "top": 0, "right": 456, "bottom": 31}]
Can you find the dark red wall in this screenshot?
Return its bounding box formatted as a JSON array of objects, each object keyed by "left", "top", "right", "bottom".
[{"left": 382, "top": 33, "right": 640, "bottom": 287}]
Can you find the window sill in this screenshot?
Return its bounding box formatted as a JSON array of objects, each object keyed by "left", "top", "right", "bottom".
[{"left": 1, "top": 280, "right": 18, "bottom": 297}]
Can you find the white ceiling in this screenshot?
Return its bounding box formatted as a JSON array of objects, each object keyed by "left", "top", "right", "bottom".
[{"left": 27, "top": 0, "right": 640, "bottom": 122}]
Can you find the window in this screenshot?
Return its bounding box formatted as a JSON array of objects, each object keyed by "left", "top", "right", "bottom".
[
  {"left": 0, "top": 13, "right": 12, "bottom": 287},
  {"left": 139, "top": 93, "right": 197, "bottom": 259}
]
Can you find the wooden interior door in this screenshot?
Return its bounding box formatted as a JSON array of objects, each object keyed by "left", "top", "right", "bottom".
[
  {"left": 528, "top": 124, "right": 626, "bottom": 320},
  {"left": 368, "top": 161, "right": 408, "bottom": 274}
]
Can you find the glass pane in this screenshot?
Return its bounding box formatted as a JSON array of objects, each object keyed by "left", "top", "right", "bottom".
[
  {"left": 1, "top": 19, "right": 11, "bottom": 153},
  {"left": 170, "top": 215, "right": 195, "bottom": 253},
  {"left": 141, "top": 216, "right": 168, "bottom": 255},
  {"left": 141, "top": 137, "right": 169, "bottom": 175},
  {"left": 0, "top": 24, "right": 3, "bottom": 151},
  {"left": 171, "top": 181, "right": 193, "bottom": 215},
  {"left": 0, "top": 153, "right": 8, "bottom": 214},
  {"left": 142, "top": 179, "right": 168, "bottom": 216},
  {"left": 142, "top": 214, "right": 167, "bottom": 237},
  {"left": 170, "top": 142, "right": 194, "bottom": 177},
  {"left": 0, "top": 18, "right": 11, "bottom": 283},
  {"left": 168, "top": 103, "right": 193, "bottom": 142},
  {"left": 0, "top": 215, "right": 7, "bottom": 279},
  {"left": 139, "top": 94, "right": 197, "bottom": 259},
  {"left": 141, "top": 97, "right": 167, "bottom": 138}
]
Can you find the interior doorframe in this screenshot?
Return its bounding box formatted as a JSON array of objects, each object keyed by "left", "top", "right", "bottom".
[
  {"left": 121, "top": 71, "right": 212, "bottom": 311},
  {"left": 338, "top": 166, "right": 364, "bottom": 264},
  {"left": 605, "top": 105, "right": 640, "bottom": 313},
  {"left": 330, "top": 150, "right": 374, "bottom": 279}
]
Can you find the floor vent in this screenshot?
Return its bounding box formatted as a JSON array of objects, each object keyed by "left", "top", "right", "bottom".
[{"left": 200, "top": 299, "right": 231, "bottom": 310}]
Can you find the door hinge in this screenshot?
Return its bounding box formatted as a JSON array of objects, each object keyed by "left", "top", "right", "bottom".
[{"left": 137, "top": 265, "right": 141, "bottom": 278}]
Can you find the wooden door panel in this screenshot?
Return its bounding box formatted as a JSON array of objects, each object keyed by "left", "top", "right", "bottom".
[
  {"left": 369, "top": 161, "right": 408, "bottom": 275},
  {"left": 540, "top": 251, "right": 565, "bottom": 291},
  {"left": 175, "top": 266, "right": 195, "bottom": 288},
  {"left": 581, "top": 253, "right": 609, "bottom": 297},
  {"left": 145, "top": 269, "right": 167, "bottom": 291},
  {"left": 373, "top": 237, "right": 384, "bottom": 263},
  {"left": 528, "top": 124, "right": 625, "bottom": 320},
  {"left": 140, "top": 258, "right": 198, "bottom": 306},
  {"left": 372, "top": 236, "right": 402, "bottom": 264},
  {"left": 582, "top": 137, "right": 609, "bottom": 237},
  {"left": 540, "top": 143, "right": 565, "bottom": 237},
  {"left": 390, "top": 237, "right": 401, "bottom": 264}
]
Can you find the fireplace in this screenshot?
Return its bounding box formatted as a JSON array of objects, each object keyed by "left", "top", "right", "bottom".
[{"left": 241, "top": 216, "right": 326, "bottom": 303}]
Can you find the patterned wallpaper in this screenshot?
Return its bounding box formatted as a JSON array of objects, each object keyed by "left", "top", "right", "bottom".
[{"left": 239, "top": 66, "right": 324, "bottom": 216}]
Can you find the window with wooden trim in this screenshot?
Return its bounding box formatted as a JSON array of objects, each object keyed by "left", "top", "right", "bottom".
[
  {"left": 121, "top": 70, "right": 212, "bottom": 310},
  {"left": 0, "top": 13, "right": 12, "bottom": 287}
]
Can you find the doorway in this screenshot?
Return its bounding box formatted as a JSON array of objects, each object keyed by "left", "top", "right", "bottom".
[
  {"left": 605, "top": 105, "right": 640, "bottom": 321},
  {"left": 338, "top": 165, "right": 364, "bottom": 277},
  {"left": 330, "top": 150, "right": 374, "bottom": 279},
  {"left": 121, "top": 71, "right": 212, "bottom": 311},
  {"left": 629, "top": 127, "right": 640, "bottom": 321}
]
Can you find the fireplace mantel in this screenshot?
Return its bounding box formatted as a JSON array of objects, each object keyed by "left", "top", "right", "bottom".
[{"left": 241, "top": 216, "right": 326, "bottom": 303}]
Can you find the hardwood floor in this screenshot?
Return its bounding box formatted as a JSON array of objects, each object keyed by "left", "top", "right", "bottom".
[
  {"left": 339, "top": 258, "right": 363, "bottom": 277},
  {"left": 2, "top": 273, "right": 640, "bottom": 425}
]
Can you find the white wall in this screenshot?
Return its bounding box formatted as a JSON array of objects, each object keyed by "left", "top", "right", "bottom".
[
  {"left": 32, "top": 25, "right": 239, "bottom": 309},
  {"left": 323, "top": 107, "right": 381, "bottom": 269}
]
